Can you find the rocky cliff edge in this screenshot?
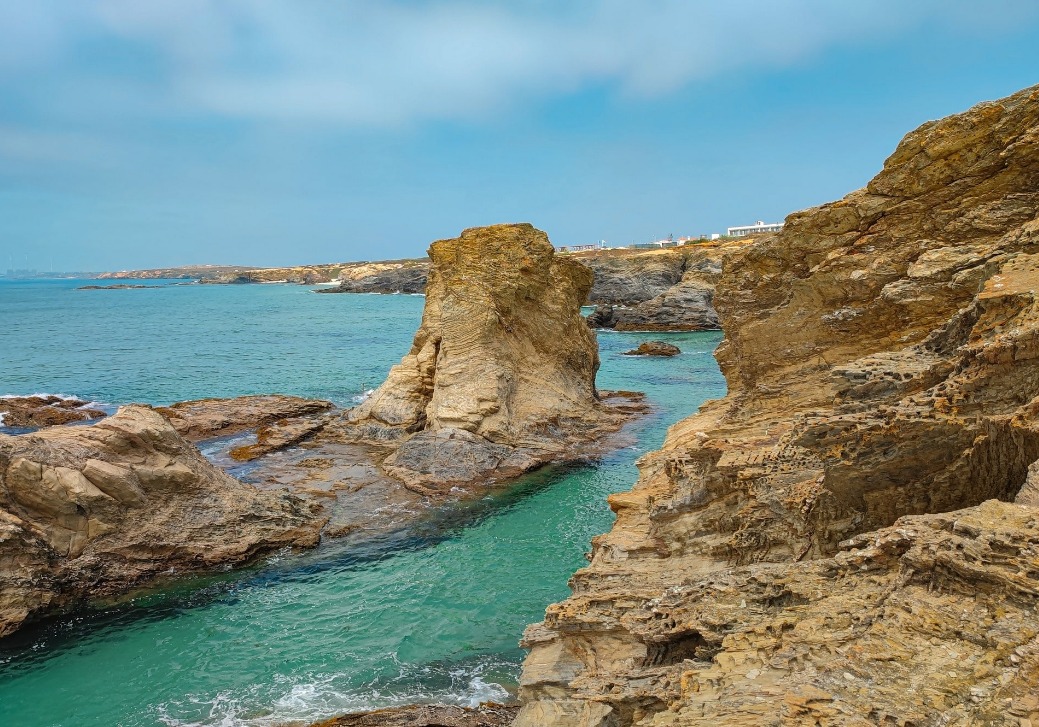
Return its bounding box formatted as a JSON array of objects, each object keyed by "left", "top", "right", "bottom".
[{"left": 516, "top": 85, "right": 1039, "bottom": 726}]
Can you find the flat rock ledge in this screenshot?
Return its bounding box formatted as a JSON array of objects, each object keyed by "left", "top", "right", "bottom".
[{"left": 156, "top": 394, "right": 334, "bottom": 441}]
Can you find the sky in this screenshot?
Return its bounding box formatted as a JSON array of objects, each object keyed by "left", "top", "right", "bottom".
[{"left": 1, "top": 1, "right": 1039, "bottom": 272}]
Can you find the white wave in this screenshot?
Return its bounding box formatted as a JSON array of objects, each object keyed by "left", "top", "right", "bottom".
[
  {"left": 0, "top": 412, "right": 5, "bottom": 426},
  {"left": 155, "top": 657, "right": 514, "bottom": 727},
  {"left": 0, "top": 392, "right": 83, "bottom": 401},
  {"left": 351, "top": 389, "right": 374, "bottom": 404}
]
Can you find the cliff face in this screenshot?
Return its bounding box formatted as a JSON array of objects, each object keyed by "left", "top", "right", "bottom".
[
  {"left": 583, "top": 241, "right": 750, "bottom": 331},
  {"left": 316, "top": 261, "right": 429, "bottom": 294},
  {"left": 0, "top": 406, "right": 323, "bottom": 638},
  {"left": 346, "top": 223, "right": 639, "bottom": 492},
  {"left": 516, "top": 85, "right": 1039, "bottom": 725}
]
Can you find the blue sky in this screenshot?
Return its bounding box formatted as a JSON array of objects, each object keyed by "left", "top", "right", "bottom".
[{"left": 1, "top": 1, "right": 1038, "bottom": 271}]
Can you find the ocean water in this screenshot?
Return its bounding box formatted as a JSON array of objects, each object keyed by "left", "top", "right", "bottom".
[{"left": 0, "top": 278, "right": 726, "bottom": 727}]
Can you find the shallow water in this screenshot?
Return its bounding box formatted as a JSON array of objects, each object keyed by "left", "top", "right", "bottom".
[{"left": 0, "top": 279, "right": 725, "bottom": 726}]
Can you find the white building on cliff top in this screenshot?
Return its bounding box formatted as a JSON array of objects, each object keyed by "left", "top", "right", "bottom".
[{"left": 726, "top": 220, "right": 783, "bottom": 237}]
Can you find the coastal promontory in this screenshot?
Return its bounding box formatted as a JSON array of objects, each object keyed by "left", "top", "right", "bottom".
[{"left": 516, "top": 84, "right": 1039, "bottom": 726}]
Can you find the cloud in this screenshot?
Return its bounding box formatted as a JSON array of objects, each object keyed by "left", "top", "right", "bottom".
[{"left": 2, "top": 0, "right": 1037, "bottom": 131}]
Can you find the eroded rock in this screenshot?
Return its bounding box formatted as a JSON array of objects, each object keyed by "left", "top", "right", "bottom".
[
  {"left": 156, "top": 395, "right": 333, "bottom": 440},
  {"left": 581, "top": 241, "right": 750, "bottom": 331},
  {"left": 0, "top": 405, "right": 324, "bottom": 638},
  {"left": 517, "top": 84, "right": 1039, "bottom": 726},
  {"left": 0, "top": 396, "right": 107, "bottom": 429},
  {"left": 622, "top": 342, "right": 681, "bottom": 357},
  {"left": 343, "top": 223, "right": 643, "bottom": 492},
  {"left": 317, "top": 263, "right": 429, "bottom": 294}
]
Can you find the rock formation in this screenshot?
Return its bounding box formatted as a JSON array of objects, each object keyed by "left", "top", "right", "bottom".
[
  {"left": 516, "top": 84, "right": 1039, "bottom": 725},
  {"left": 0, "top": 406, "right": 323, "bottom": 638},
  {"left": 155, "top": 395, "right": 333, "bottom": 440},
  {"left": 344, "top": 223, "right": 642, "bottom": 492},
  {"left": 316, "top": 263, "right": 429, "bottom": 294},
  {"left": 0, "top": 396, "right": 107, "bottom": 429},
  {"left": 582, "top": 240, "right": 750, "bottom": 331},
  {"left": 622, "top": 342, "right": 681, "bottom": 357}
]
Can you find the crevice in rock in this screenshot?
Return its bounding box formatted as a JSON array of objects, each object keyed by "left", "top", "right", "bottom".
[{"left": 642, "top": 630, "right": 712, "bottom": 667}]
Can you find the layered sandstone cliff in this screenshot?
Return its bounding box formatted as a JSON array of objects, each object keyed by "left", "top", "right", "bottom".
[
  {"left": 0, "top": 406, "right": 323, "bottom": 637},
  {"left": 516, "top": 85, "right": 1039, "bottom": 725},
  {"left": 344, "top": 223, "right": 641, "bottom": 492}
]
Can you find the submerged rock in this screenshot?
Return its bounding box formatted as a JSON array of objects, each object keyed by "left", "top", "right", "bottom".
[
  {"left": 0, "top": 396, "right": 107, "bottom": 428},
  {"left": 622, "top": 341, "right": 681, "bottom": 357},
  {"left": 0, "top": 406, "right": 324, "bottom": 638},
  {"left": 516, "top": 84, "right": 1039, "bottom": 725},
  {"left": 344, "top": 223, "right": 643, "bottom": 492}
]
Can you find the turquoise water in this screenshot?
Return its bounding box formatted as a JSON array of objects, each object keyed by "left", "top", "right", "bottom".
[{"left": 0, "top": 279, "right": 725, "bottom": 727}]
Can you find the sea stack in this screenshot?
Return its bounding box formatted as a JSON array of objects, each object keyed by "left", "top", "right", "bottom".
[
  {"left": 347, "top": 223, "right": 639, "bottom": 492},
  {"left": 0, "top": 406, "right": 324, "bottom": 638},
  {"left": 516, "top": 85, "right": 1039, "bottom": 725}
]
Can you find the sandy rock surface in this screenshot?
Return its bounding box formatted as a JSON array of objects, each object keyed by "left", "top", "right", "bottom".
[
  {"left": 0, "top": 405, "right": 324, "bottom": 638},
  {"left": 516, "top": 84, "right": 1039, "bottom": 726},
  {"left": 344, "top": 223, "right": 644, "bottom": 492}
]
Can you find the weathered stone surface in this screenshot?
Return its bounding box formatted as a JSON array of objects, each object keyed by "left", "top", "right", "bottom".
[
  {"left": 0, "top": 405, "right": 324, "bottom": 638},
  {"left": 308, "top": 703, "right": 518, "bottom": 727},
  {"left": 156, "top": 395, "right": 333, "bottom": 440},
  {"left": 317, "top": 263, "right": 429, "bottom": 294},
  {"left": 0, "top": 396, "right": 107, "bottom": 429},
  {"left": 229, "top": 416, "right": 328, "bottom": 461},
  {"left": 517, "top": 84, "right": 1039, "bottom": 725},
  {"left": 581, "top": 241, "right": 750, "bottom": 331},
  {"left": 344, "top": 223, "right": 642, "bottom": 491},
  {"left": 622, "top": 342, "right": 681, "bottom": 357},
  {"left": 585, "top": 251, "right": 689, "bottom": 306}
]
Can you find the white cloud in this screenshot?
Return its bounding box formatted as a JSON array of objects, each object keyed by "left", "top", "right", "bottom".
[{"left": 1, "top": 0, "right": 1037, "bottom": 128}]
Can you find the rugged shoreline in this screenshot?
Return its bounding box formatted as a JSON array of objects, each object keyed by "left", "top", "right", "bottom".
[
  {"left": 0, "top": 224, "right": 651, "bottom": 641},
  {"left": 513, "top": 83, "right": 1039, "bottom": 726},
  {"left": 90, "top": 241, "right": 756, "bottom": 333}
]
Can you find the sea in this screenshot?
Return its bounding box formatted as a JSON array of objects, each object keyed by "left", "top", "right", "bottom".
[{"left": 0, "top": 278, "right": 726, "bottom": 727}]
